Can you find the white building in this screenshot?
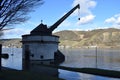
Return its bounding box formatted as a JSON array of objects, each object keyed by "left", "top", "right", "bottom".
[{"left": 22, "top": 23, "right": 59, "bottom": 64}]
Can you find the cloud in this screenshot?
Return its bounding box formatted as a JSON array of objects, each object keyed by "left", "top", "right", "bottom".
[
  {"left": 77, "top": 14, "right": 95, "bottom": 25},
  {"left": 60, "top": 20, "right": 72, "bottom": 27},
  {"left": 53, "top": 20, "right": 72, "bottom": 32},
  {"left": 58, "top": 0, "right": 96, "bottom": 28},
  {"left": 105, "top": 13, "right": 120, "bottom": 25},
  {"left": 72, "top": 0, "right": 96, "bottom": 25},
  {"left": 116, "top": 17, "right": 120, "bottom": 25},
  {"left": 104, "top": 17, "right": 116, "bottom": 24},
  {"left": 3, "top": 28, "right": 30, "bottom": 38},
  {"left": 72, "top": 0, "right": 97, "bottom": 15}
]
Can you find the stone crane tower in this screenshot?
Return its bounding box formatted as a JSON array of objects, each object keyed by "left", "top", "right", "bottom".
[{"left": 22, "top": 4, "right": 80, "bottom": 70}]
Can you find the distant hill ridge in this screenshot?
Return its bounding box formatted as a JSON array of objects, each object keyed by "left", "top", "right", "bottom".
[
  {"left": 0, "top": 28, "right": 120, "bottom": 48},
  {"left": 54, "top": 28, "right": 120, "bottom": 48},
  {"left": 0, "top": 38, "right": 22, "bottom": 48}
]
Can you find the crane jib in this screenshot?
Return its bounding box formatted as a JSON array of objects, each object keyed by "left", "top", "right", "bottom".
[
  {"left": 30, "top": 4, "right": 80, "bottom": 35},
  {"left": 49, "top": 4, "right": 80, "bottom": 32}
]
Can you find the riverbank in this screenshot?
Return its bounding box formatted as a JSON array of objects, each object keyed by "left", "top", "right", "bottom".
[{"left": 0, "top": 68, "right": 63, "bottom": 80}]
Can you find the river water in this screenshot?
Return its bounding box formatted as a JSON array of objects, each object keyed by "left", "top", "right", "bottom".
[{"left": 1, "top": 48, "right": 120, "bottom": 80}]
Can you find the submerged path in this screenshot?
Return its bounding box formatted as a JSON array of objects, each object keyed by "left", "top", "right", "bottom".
[{"left": 41, "top": 64, "right": 120, "bottom": 78}]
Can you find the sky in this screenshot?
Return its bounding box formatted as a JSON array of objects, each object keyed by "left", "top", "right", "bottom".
[{"left": 2, "top": 0, "right": 120, "bottom": 39}]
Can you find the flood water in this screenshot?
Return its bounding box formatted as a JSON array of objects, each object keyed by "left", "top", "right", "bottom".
[
  {"left": 60, "top": 48, "right": 120, "bottom": 70},
  {"left": 59, "top": 48, "right": 120, "bottom": 80},
  {"left": 1, "top": 48, "right": 120, "bottom": 80}
]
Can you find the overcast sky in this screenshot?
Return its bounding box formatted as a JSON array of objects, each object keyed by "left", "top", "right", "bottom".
[{"left": 3, "top": 0, "right": 120, "bottom": 38}]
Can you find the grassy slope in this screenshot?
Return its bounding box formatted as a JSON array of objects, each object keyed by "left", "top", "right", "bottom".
[{"left": 54, "top": 28, "right": 120, "bottom": 47}]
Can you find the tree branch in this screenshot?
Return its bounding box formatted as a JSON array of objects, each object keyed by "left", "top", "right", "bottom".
[{"left": 0, "top": 0, "right": 44, "bottom": 30}]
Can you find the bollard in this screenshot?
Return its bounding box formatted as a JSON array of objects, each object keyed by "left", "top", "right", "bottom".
[
  {"left": 1, "top": 54, "right": 9, "bottom": 59},
  {"left": 24, "top": 45, "right": 30, "bottom": 70}
]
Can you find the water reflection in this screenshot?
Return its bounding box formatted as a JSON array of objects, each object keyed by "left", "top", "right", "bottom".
[
  {"left": 60, "top": 48, "right": 120, "bottom": 70},
  {"left": 59, "top": 69, "right": 120, "bottom": 80},
  {"left": 2, "top": 48, "right": 22, "bottom": 70},
  {"left": 79, "top": 73, "right": 120, "bottom": 80},
  {"left": 1, "top": 48, "right": 120, "bottom": 80},
  {"left": 59, "top": 69, "right": 80, "bottom": 80}
]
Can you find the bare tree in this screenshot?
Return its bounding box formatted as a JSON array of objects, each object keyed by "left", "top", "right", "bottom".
[{"left": 0, "top": 0, "right": 44, "bottom": 30}]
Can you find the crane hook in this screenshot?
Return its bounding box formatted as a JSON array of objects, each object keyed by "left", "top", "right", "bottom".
[{"left": 78, "top": 5, "right": 80, "bottom": 21}]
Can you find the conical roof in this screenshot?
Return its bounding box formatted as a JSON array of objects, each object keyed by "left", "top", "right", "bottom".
[{"left": 30, "top": 23, "right": 51, "bottom": 35}]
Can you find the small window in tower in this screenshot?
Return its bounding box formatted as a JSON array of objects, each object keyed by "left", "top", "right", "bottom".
[
  {"left": 31, "top": 54, "right": 34, "bottom": 57},
  {"left": 40, "top": 55, "right": 44, "bottom": 59},
  {"left": 40, "top": 62, "right": 43, "bottom": 64}
]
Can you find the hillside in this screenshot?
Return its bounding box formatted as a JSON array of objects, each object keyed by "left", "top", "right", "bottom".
[
  {"left": 0, "top": 38, "right": 22, "bottom": 48},
  {"left": 0, "top": 28, "right": 120, "bottom": 48},
  {"left": 54, "top": 28, "right": 120, "bottom": 48}
]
